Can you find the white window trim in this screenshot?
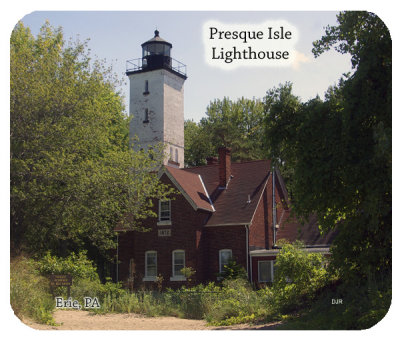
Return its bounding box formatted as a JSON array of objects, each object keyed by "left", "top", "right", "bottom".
[
  {"left": 171, "top": 250, "right": 186, "bottom": 281},
  {"left": 219, "top": 249, "right": 233, "bottom": 273},
  {"left": 170, "top": 276, "right": 186, "bottom": 282},
  {"left": 158, "top": 199, "right": 171, "bottom": 223},
  {"left": 258, "top": 260, "right": 274, "bottom": 283},
  {"left": 157, "top": 220, "right": 172, "bottom": 226},
  {"left": 144, "top": 250, "right": 157, "bottom": 281}
]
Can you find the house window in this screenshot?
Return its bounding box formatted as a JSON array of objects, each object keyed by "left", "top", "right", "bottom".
[
  {"left": 219, "top": 249, "right": 232, "bottom": 273},
  {"left": 159, "top": 200, "right": 171, "bottom": 221},
  {"left": 172, "top": 250, "right": 185, "bottom": 277},
  {"left": 143, "top": 108, "right": 149, "bottom": 123},
  {"left": 145, "top": 251, "right": 157, "bottom": 278},
  {"left": 258, "top": 260, "right": 274, "bottom": 283}
]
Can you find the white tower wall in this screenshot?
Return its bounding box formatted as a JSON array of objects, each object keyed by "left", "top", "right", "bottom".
[{"left": 128, "top": 68, "right": 185, "bottom": 167}]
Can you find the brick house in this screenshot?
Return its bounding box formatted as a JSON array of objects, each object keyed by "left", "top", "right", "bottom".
[{"left": 116, "top": 147, "right": 336, "bottom": 288}]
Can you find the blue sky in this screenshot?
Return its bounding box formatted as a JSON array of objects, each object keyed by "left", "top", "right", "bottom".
[{"left": 20, "top": 11, "right": 352, "bottom": 122}]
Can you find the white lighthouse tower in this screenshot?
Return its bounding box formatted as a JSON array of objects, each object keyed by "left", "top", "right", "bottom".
[{"left": 126, "top": 30, "right": 187, "bottom": 168}]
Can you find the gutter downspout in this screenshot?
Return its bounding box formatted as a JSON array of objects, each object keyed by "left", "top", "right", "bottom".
[
  {"left": 272, "top": 167, "right": 277, "bottom": 247},
  {"left": 245, "top": 225, "right": 249, "bottom": 280},
  {"left": 116, "top": 233, "right": 119, "bottom": 282}
]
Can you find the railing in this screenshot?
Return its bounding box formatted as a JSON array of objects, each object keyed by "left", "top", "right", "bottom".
[{"left": 126, "top": 57, "right": 187, "bottom": 77}]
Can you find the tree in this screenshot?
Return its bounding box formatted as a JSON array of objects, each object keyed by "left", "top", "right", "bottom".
[
  {"left": 264, "top": 82, "right": 302, "bottom": 192},
  {"left": 184, "top": 97, "right": 266, "bottom": 166},
  {"left": 184, "top": 120, "right": 213, "bottom": 167},
  {"left": 264, "top": 12, "right": 391, "bottom": 284},
  {"left": 10, "top": 22, "right": 173, "bottom": 257}
]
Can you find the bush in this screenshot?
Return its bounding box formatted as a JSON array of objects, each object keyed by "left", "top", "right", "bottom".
[
  {"left": 33, "top": 250, "right": 99, "bottom": 281},
  {"left": 217, "top": 260, "right": 247, "bottom": 281},
  {"left": 271, "top": 241, "right": 328, "bottom": 313},
  {"left": 10, "top": 257, "right": 56, "bottom": 325},
  {"left": 206, "top": 278, "right": 269, "bottom": 325},
  {"left": 278, "top": 279, "right": 391, "bottom": 330}
]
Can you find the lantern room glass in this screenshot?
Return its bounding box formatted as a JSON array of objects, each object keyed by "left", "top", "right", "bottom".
[{"left": 142, "top": 44, "right": 171, "bottom": 57}]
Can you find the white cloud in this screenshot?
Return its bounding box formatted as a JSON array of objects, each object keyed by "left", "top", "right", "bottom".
[{"left": 291, "top": 51, "right": 311, "bottom": 70}]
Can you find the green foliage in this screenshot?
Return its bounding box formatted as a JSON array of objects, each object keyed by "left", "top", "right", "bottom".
[
  {"left": 206, "top": 278, "right": 269, "bottom": 325},
  {"left": 278, "top": 280, "right": 391, "bottom": 330},
  {"left": 184, "top": 120, "right": 214, "bottom": 167},
  {"left": 10, "top": 21, "right": 174, "bottom": 256},
  {"left": 180, "top": 267, "right": 196, "bottom": 281},
  {"left": 10, "top": 257, "right": 56, "bottom": 325},
  {"left": 272, "top": 241, "right": 329, "bottom": 313},
  {"left": 33, "top": 251, "right": 99, "bottom": 281},
  {"left": 217, "top": 259, "right": 247, "bottom": 281},
  {"left": 184, "top": 97, "right": 266, "bottom": 166},
  {"left": 264, "top": 12, "right": 391, "bottom": 285}
]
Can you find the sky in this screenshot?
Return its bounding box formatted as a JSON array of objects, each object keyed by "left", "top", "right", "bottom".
[{"left": 19, "top": 11, "right": 353, "bottom": 122}]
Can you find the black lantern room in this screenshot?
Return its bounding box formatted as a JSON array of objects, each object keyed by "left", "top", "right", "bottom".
[{"left": 141, "top": 30, "right": 173, "bottom": 70}]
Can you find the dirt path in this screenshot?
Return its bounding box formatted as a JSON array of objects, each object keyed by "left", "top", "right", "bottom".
[{"left": 22, "top": 310, "right": 282, "bottom": 330}]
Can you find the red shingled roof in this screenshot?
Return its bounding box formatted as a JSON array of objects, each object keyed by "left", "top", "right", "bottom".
[
  {"left": 183, "top": 160, "right": 271, "bottom": 226},
  {"left": 162, "top": 166, "right": 215, "bottom": 212},
  {"left": 162, "top": 159, "right": 336, "bottom": 246},
  {"left": 276, "top": 212, "right": 337, "bottom": 246}
]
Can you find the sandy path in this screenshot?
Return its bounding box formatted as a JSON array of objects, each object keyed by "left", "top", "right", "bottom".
[{"left": 22, "top": 310, "right": 281, "bottom": 330}]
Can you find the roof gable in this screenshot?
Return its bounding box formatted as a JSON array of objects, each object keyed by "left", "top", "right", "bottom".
[{"left": 159, "top": 166, "right": 215, "bottom": 212}]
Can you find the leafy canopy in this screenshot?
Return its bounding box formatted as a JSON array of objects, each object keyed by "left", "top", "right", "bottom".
[
  {"left": 265, "top": 12, "right": 391, "bottom": 283},
  {"left": 184, "top": 97, "right": 265, "bottom": 166},
  {"left": 10, "top": 22, "right": 173, "bottom": 256}
]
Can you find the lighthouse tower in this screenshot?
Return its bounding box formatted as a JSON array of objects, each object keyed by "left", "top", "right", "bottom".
[{"left": 126, "top": 30, "right": 187, "bottom": 168}]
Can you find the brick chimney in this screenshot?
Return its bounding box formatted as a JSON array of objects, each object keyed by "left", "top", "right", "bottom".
[
  {"left": 206, "top": 156, "right": 218, "bottom": 165},
  {"left": 167, "top": 159, "right": 180, "bottom": 168},
  {"left": 218, "top": 147, "right": 231, "bottom": 188}
]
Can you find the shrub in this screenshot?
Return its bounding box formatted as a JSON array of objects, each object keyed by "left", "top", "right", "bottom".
[
  {"left": 271, "top": 241, "right": 328, "bottom": 313},
  {"left": 217, "top": 260, "right": 247, "bottom": 281},
  {"left": 10, "top": 257, "right": 56, "bottom": 325},
  {"left": 206, "top": 278, "right": 269, "bottom": 325},
  {"left": 33, "top": 250, "right": 99, "bottom": 281}
]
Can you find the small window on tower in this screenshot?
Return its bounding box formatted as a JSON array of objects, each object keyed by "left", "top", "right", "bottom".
[
  {"left": 175, "top": 149, "right": 178, "bottom": 163},
  {"left": 143, "top": 80, "right": 149, "bottom": 95},
  {"left": 143, "top": 109, "right": 149, "bottom": 123}
]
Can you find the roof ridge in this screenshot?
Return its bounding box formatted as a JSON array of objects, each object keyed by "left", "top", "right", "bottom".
[{"left": 183, "top": 158, "right": 269, "bottom": 170}]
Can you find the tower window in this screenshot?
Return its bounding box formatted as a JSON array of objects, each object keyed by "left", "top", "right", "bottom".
[
  {"left": 143, "top": 109, "right": 149, "bottom": 123},
  {"left": 143, "top": 80, "right": 149, "bottom": 95},
  {"left": 175, "top": 149, "right": 178, "bottom": 163}
]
